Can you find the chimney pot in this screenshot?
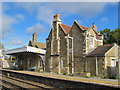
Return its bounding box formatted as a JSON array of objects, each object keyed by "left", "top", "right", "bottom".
[
  {"left": 92, "top": 23, "right": 97, "bottom": 31},
  {"left": 53, "top": 13, "right": 61, "bottom": 21}
]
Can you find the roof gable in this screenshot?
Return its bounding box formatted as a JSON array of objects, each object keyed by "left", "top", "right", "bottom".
[
  {"left": 60, "top": 24, "right": 71, "bottom": 34},
  {"left": 88, "top": 27, "right": 102, "bottom": 40},
  {"left": 59, "top": 21, "right": 88, "bottom": 34},
  {"left": 79, "top": 25, "right": 88, "bottom": 30}
]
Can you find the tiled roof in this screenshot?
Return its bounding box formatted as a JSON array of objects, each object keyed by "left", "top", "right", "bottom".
[
  {"left": 60, "top": 24, "right": 72, "bottom": 33},
  {"left": 60, "top": 24, "right": 88, "bottom": 34},
  {"left": 28, "top": 40, "right": 46, "bottom": 49},
  {"left": 60, "top": 23, "right": 102, "bottom": 40},
  {"left": 86, "top": 45, "right": 114, "bottom": 56},
  {"left": 79, "top": 25, "right": 88, "bottom": 30}
]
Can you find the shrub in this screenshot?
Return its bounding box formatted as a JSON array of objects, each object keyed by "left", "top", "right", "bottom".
[
  {"left": 103, "top": 76, "right": 118, "bottom": 79},
  {"left": 63, "top": 73, "right": 67, "bottom": 75},
  {"left": 85, "top": 76, "right": 90, "bottom": 78},
  {"left": 68, "top": 73, "right": 74, "bottom": 76},
  {"left": 35, "top": 67, "right": 43, "bottom": 73},
  {"left": 109, "top": 76, "right": 117, "bottom": 79},
  {"left": 103, "top": 76, "right": 109, "bottom": 79}
]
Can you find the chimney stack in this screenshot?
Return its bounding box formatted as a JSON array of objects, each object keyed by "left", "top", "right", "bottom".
[
  {"left": 53, "top": 13, "right": 61, "bottom": 22},
  {"left": 92, "top": 23, "right": 97, "bottom": 31},
  {"left": 32, "top": 33, "right": 37, "bottom": 42}
]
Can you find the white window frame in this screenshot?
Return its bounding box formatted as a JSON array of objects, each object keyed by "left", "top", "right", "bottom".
[
  {"left": 61, "top": 59, "right": 65, "bottom": 68},
  {"left": 111, "top": 59, "right": 116, "bottom": 67},
  {"left": 89, "top": 36, "right": 94, "bottom": 47}
]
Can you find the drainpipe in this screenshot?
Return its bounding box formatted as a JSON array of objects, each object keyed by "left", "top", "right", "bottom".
[
  {"left": 68, "top": 36, "right": 74, "bottom": 74},
  {"left": 65, "top": 36, "right": 74, "bottom": 74},
  {"left": 71, "top": 37, "right": 74, "bottom": 74},
  {"left": 95, "top": 55, "right": 98, "bottom": 76}
]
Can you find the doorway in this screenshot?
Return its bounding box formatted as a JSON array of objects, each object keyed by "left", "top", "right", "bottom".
[{"left": 111, "top": 59, "right": 116, "bottom": 77}]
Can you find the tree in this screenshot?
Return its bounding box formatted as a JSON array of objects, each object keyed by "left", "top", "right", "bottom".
[
  {"left": 100, "top": 28, "right": 120, "bottom": 45},
  {"left": 111, "top": 28, "right": 120, "bottom": 45},
  {"left": 100, "top": 29, "right": 112, "bottom": 44}
]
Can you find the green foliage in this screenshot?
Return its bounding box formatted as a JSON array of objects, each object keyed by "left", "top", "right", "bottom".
[
  {"left": 109, "top": 76, "right": 118, "bottom": 79},
  {"left": 103, "top": 76, "right": 118, "bottom": 79},
  {"left": 56, "top": 72, "right": 59, "bottom": 74},
  {"left": 85, "top": 76, "right": 90, "bottom": 78},
  {"left": 62, "top": 73, "right": 73, "bottom": 76},
  {"left": 103, "top": 76, "right": 109, "bottom": 79},
  {"left": 63, "top": 73, "right": 67, "bottom": 75},
  {"left": 111, "top": 28, "right": 120, "bottom": 45},
  {"left": 100, "top": 28, "right": 120, "bottom": 45},
  {"left": 35, "top": 67, "right": 43, "bottom": 73},
  {"left": 68, "top": 73, "right": 74, "bottom": 76}
]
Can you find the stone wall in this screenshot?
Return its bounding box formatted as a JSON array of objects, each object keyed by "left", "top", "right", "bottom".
[
  {"left": 59, "top": 26, "right": 68, "bottom": 73},
  {"left": 69, "top": 22, "right": 85, "bottom": 73},
  {"left": 85, "top": 28, "right": 103, "bottom": 54},
  {"left": 45, "top": 30, "right": 52, "bottom": 72},
  {"left": 86, "top": 56, "right": 105, "bottom": 77},
  {"left": 105, "top": 45, "right": 118, "bottom": 77},
  {"left": 45, "top": 15, "right": 104, "bottom": 75}
]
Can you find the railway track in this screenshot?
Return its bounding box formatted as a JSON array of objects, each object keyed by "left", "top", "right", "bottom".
[
  {"left": 0, "top": 74, "right": 58, "bottom": 90},
  {"left": 0, "top": 69, "right": 119, "bottom": 90}
]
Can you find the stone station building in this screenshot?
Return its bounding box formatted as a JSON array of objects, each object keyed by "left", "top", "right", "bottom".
[{"left": 45, "top": 14, "right": 119, "bottom": 77}]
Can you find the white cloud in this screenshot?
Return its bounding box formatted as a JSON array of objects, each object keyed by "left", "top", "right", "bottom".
[
  {"left": 26, "top": 23, "right": 46, "bottom": 34},
  {"left": 15, "top": 14, "right": 25, "bottom": 20},
  {"left": 101, "top": 17, "right": 108, "bottom": 22},
  {"left": 2, "top": 14, "right": 25, "bottom": 38},
  {"left": 14, "top": 2, "right": 109, "bottom": 23},
  {"left": 48, "top": 2, "right": 107, "bottom": 18},
  {"left": 14, "top": 2, "right": 41, "bottom": 13},
  {"left": 8, "top": 38, "right": 24, "bottom": 45},
  {"left": 2, "top": 15, "right": 16, "bottom": 37},
  {"left": 37, "top": 6, "right": 55, "bottom": 23},
  {"left": 1, "top": 3, "right": 25, "bottom": 38}
]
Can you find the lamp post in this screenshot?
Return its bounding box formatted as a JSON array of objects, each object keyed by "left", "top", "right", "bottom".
[{"left": 68, "top": 36, "right": 74, "bottom": 74}]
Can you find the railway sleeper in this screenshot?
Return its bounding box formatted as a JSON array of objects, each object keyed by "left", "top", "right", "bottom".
[
  {"left": 0, "top": 81, "right": 19, "bottom": 90},
  {"left": 1, "top": 75, "right": 58, "bottom": 90},
  {"left": 0, "top": 76, "right": 41, "bottom": 90}
]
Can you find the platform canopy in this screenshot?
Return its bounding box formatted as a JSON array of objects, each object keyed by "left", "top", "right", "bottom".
[{"left": 4, "top": 46, "right": 46, "bottom": 55}]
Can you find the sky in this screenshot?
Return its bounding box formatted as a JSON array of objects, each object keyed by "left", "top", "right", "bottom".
[{"left": 0, "top": 0, "right": 119, "bottom": 49}]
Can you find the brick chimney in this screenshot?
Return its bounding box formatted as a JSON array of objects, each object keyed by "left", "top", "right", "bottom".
[
  {"left": 53, "top": 13, "right": 61, "bottom": 22},
  {"left": 32, "top": 33, "right": 37, "bottom": 42},
  {"left": 92, "top": 23, "right": 97, "bottom": 31},
  {"left": 52, "top": 13, "right": 61, "bottom": 39}
]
